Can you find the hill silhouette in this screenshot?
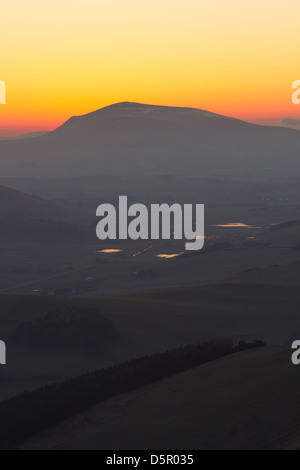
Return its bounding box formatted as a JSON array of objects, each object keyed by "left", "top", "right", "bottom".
[{"left": 0, "top": 102, "right": 299, "bottom": 178}]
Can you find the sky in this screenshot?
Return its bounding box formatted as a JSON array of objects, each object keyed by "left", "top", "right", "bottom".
[{"left": 0, "top": 0, "right": 299, "bottom": 136}]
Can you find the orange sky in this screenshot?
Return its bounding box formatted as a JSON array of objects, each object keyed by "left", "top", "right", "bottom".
[{"left": 0, "top": 0, "right": 299, "bottom": 136}]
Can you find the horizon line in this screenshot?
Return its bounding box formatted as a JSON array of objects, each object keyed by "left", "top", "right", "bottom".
[{"left": 0, "top": 101, "right": 299, "bottom": 139}]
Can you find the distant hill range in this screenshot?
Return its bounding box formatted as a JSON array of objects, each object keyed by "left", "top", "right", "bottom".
[
  {"left": 0, "top": 102, "right": 299, "bottom": 179},
  {"left": 270, "top": 220, "right": 300, "bottom": 232},
  {"left": 0, "top": 185, "right": 86, "bottom": 223},
  {"left": 0, "top": 131, "right": 48, "bottom": 141},
  {"left": 0, "top": 186, "right": 89, "bottom": 241}
]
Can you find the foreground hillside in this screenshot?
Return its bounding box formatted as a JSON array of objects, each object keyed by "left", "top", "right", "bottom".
[
  {"left": 0, "top": 260, "right": 299, "bottom": 402},
  {"left": 20, "top": 347, "right": 300, "bottom": 450}
]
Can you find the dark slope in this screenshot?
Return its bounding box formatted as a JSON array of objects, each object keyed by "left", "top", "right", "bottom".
[
  {"left": 0, "top": 185, "right": 89, "bottom": 242},
  {"left": 0, "top": 185, "right": 86, "bottom": 223},
  {"left": 20, "top": 347, "right": 300, "bottom": 450}
]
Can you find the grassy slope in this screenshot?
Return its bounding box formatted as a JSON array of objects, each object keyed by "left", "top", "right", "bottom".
[{"left": 20, "top": 347, "right": 300, "bottom": 450}]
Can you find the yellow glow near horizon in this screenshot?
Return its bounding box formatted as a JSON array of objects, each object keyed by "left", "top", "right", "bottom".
[
  {"left": 0, "top": 0, "right": 299, "bottom": 135},
  {"left": 157, "top": 254, "right": 183, "bottom": 259},
  {"left": 96, "top": 249, "right": 123, "bottom": 254},
  {"left": 215, "top": 224, "right": 262, "bottom": 229}
]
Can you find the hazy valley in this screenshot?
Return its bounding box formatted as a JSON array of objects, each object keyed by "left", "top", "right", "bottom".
[{"left": 0, "top": 103, "right": 300, "bottom": 449}]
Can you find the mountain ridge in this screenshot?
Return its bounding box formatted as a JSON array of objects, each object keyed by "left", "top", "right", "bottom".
[{"left": 0, "top": 101, "right": 299, "bottom": 179}]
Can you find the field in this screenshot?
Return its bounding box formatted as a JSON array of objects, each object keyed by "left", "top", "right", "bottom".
[{"left": 1, "top": 175, "right": 300, "bottom": 297}]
